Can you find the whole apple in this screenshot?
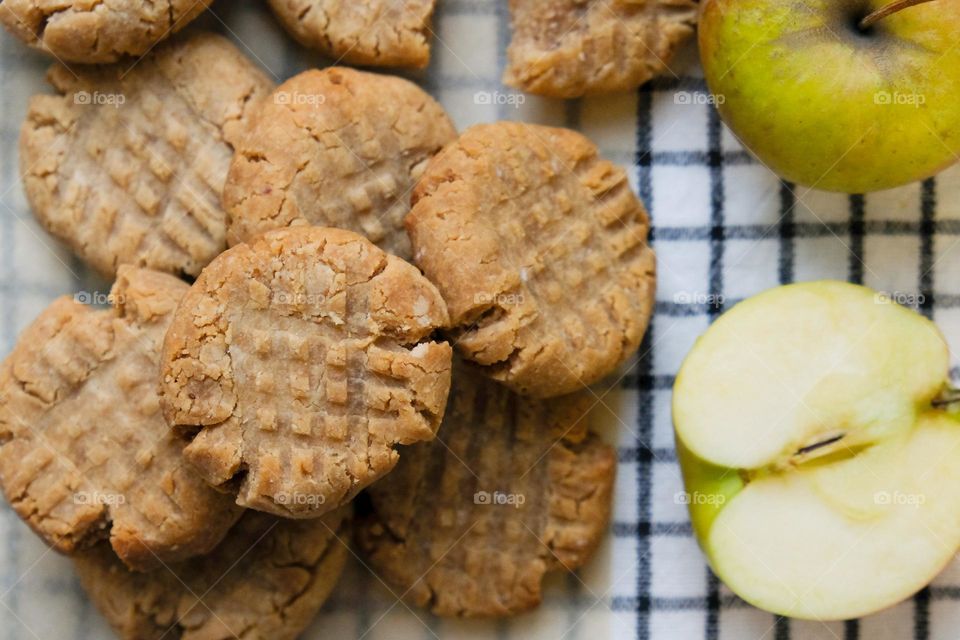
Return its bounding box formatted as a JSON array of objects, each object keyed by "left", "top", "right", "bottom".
[
  {"left": 674, "top": 282, "right": 960, "bottom": 619},
  {"left": 699, "top": 0, "right": 960, "bottom": 193}
]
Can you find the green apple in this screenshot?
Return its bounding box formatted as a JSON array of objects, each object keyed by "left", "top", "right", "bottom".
[
  {"left": 699, "top": 0, "right": 960, "bottom": 193},
  {"left": 674, "top": 281, "right": 960, "bottom": 620}
]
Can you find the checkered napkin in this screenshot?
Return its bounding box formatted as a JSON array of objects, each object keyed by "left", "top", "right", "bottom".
[{"left": 0, "top": 1, "right": 958, "bottom": 639}]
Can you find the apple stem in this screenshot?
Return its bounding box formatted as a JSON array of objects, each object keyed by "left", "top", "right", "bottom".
[
  {"left": 933, "top": 389, "right": 960, "bottom": 409},
  {"left": 859, "top": 0, "right": 937, "bottom": 30}
]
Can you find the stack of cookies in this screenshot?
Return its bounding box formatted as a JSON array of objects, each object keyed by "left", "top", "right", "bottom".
[{"left": 2, "top": 18, "right": 658, "bottom": 640}]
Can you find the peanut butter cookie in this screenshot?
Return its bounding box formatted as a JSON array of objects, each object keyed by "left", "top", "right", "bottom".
[
  {"left": 20, "top": 32, "right": 273, "bottom": 279},
  {"left": 356, "top": 366, "right": 616, "bottom": 616},
  {"left": 504, "top": 0, "right": 699, "bottom": 98},
  {"left": 407, "top": 122, "right": 656, "bottom": 398},
  {"left": 160, "top": 226, "right": 453, "bottom": 518},
  {"left": 0, "top": 0, "right": 212, "bottom": 64},
  {"left": 76, "top": 507, "right": 350, "bottom": 640},
  {"left": 0, "top": 267, "right": 241, "bottom": 570},
  {"left": 224, "top": 67, "right": 455, "bottom": 261},
  {"left": 267, "top": 0, "right": 436, "bottom": 68}
]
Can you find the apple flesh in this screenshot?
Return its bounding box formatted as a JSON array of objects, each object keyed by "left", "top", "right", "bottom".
[
  {"left": 699, "top": 0, "right": 960, "bottom": 193},
  {"left": 674, "top": 281, "right": 960, "bottom": 619}
]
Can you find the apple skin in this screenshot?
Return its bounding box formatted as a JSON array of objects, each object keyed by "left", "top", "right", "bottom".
[
  {"left": 677, "top": 441, "right": 744, "bottom": 544},
  {"left": 699, "top": 0, "right": 960, "bottom": 193}
]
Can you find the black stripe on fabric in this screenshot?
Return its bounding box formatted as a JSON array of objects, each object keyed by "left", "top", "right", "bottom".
[
  {"left": 915, "top": 587, "right": 931, "bottom": 640},
  {"left": 635, "top": 83, "right": 656, "bottom": 640},
  {"left": 707, "top": 108, "right": 726, "bottom": 319},
  {"left": 844, "top": 619, "right": 860, "bottom": 640},
  {"left": 775, "top": 617, "right": 790, "bottom": 640},
  {"left": 912, "top": 181, "right": 938, "bottom": 638},
  {"left": 604, "top": 585, "right": 960, "bottom": 616},
  {"left": 919, "top": 178, "right": 937, "bottom": 319},
  {"left": 706, "top": 573, "right": 721, "bottom": 640},
  {"left": 618, "top": 448, "right": 678, "bottom": 464},
  {"left": 613, "top": 521, "right": 692, "bottom": 537},
  {"left": 612, "top": 594, "right": 751, "bottom": 612},
  {"left": 622, "top": 374, "right": 675, "bottom": 391},
  {"left": 638, "top": 150, "right": 755, "bottom": 167},
  {"left": 702, "top": 95, "right": 727, "bottom": 640},
  {"left": 656, "top": 300, "right": 738, "bottom": 317},
  {"left": 778, "top": 182, "right": 796, "bottom": 283},
  {"left": 652, "top": 219, "right": 960, "bottom": 242},
  {"left": 847, "top": 194, "right": 866, "bottom": 284}
]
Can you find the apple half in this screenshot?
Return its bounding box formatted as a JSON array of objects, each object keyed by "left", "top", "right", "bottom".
[{"left": 674, "top": 281, "right": 960, "bottom": 620}]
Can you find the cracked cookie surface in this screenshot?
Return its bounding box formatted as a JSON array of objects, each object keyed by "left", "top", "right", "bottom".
[
  {"left": 76, "top": 506, "right": 351, "bottom": 640},
  {"left": 20, "top": 32, "right": 273, "bottom": 279},
  {"left": 224, "top": 67, "right": 455, "bottom": 261},
  {"left": 407, "top": 122, "right": 656, "bottom": 398},
  {"left": 0, "top": 0, "right": 212, "bottom": 64},
  {"left": 0, "top": 267, "right": 241, "bottom": 570},
  {"left": 267, "top": 0, "right": 436, "bottom": 68},
  {"left": 160, "top": 226, "right": 453, "bottom": 518},
  {"left": 504, "top": 0, "right": 699, "bottom": 98},
  {"left": 356, "top": 366, "right": 616, "bottom": 617}
]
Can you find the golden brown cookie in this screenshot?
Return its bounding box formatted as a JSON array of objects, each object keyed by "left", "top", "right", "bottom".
[
  {"left": 0, "top": 0, "right": 212, "bottom": 64},
  {"left": 76, "top": 507, "right": 351, "bottom": 640},
  {"left": 20, "top": 32, "right": 273, "bottom": 279},
  {"left": 223, "top": 67, "right": 455, "bottom": 260},
  {"left": 0, "top": 267, "right": 241, "bottom": 570},
  {"left": 160, "top": 226, "right": 453, "bottom": 518},
  {"left": 504, "top": 0, "right": 699, "bottom": 98},
  {"left": 406, "top": 122, "right": 656, "bottom": 398},
  {"left": 267, "top": 0, "right": 436, "bottom": 68},
  {"left": 356, "top": 366, "right": 616, "bottom": 617}
]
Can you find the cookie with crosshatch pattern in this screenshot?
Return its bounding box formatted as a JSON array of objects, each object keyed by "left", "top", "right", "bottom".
[
  {"left": 0, "top": 0, "right": 212, "bottom": 64},
  {"left": 406, "top": 121, "right": 656, "bottom": 398},
  {"left": 504, "top": 0, "right": 699, "bottom": 97},
  {"left": 356, "top": 365, "right": 616, "bottom": 616},
  {"left": 223, "top": 67, "right": 456, "bottom": 260},
  {"left": 266, "top": 0, "right": 437, "bottom": 67},
  {"left": 75, "top": 506, "right": 350, "bottom": 640},
  {"left": 0, "top": 267, "right": 241, "bottom": 571},
  {"left": 19, "top": 32, "right": 273, "bottom": 279},
  {"left": 160, "top": 226, "right": 453, "bottom": 518}
]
